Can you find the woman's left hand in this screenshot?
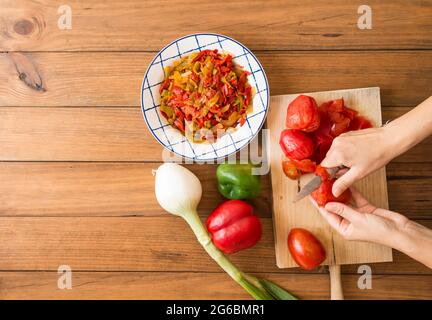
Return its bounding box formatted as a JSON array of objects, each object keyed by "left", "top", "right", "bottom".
[{"left": 310, "top": 188, "right": 409, "bottom": 246}]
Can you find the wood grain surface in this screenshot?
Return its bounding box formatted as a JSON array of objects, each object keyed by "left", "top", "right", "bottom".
[
  {"left": 2, "top": 0, "right": 431, "bottom": 51},
  {"left": 0, "top": 216, "right": 430, "bottom": 275},
  {"left": 0, "top": 0, "right": 431, "bottom": 300},
  {"left": 0, "top": 162, "right": 429, "bottom": 219},
  {"left": 0, "top": 272, "right": 431, "bottom": 300},
  {"left": 1, "top": 52, "right": 431, "bottom": 107},
  {"left": 0, "top": 107, "right": 430, "bottom": 161}
]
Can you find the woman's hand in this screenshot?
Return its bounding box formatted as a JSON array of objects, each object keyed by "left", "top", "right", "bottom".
[
  {"left": 320, "top": 127, "right": 395, "bottom": 197},
  {"left": 310, "top": 188, "right": 407, "bottom": 244},
  {"left": 322, "top": 95, "right": 432, "bottom": 197},
  {"left": 310, "top": 189, "right": 432, "bottom": 269}
]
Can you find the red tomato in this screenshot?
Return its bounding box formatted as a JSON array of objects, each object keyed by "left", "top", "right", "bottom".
[
  {"left": 349, "top": 116, "right": 373, "bottom": 131},
  {"left": 342, "top": 106, "right": 357, "bottom": 120},
  {"left": 320, "top": 98, "right": 344, "bottom": 114},
  {"left": 311, "top": 179, "right": 352, "bottom": 206},
  {"left": 319, "top": 98, "right": 359, "bottom": 137},
  {"left": 282, "top": 160, "right": 301, "bottom": 180},
  {"left": 288, "top": 228, "right": 326, "bottom": 270},
  {"left": 315, "top": 165, "right": 331, "bottom": 181},
  {"left": 314, "top": 139, "right": 332, "bottom": 164},
  {"left": 331, "top": 117, "right": 351, "bottom": 136},
  {"left": 290, "top": 159, "right": 316, "bottom": 173},
  {"left": 313, "top": 114, "right": 333, "bottom": 144},
  {"left": 286, "top": 95, "right": 320, "bottom": 132},
  {"left": 279, "top": 129, "right": 315, "bottom": 160},
  {"left": 282, "top": 158, "right": 317, "bottom": 180}
]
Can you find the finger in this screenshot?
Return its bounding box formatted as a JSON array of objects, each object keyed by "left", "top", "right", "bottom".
[
  {"left": 369, "top": 207, "right": 407, "bottom": 224},
  {"left": 335, "top": 168, "right": 348, "bottom": 178},
  {"left": 320, "top": 150, "right": 341, "bottom": 168},
  {"left": 321, "top": 210, "right": 346, "bottom": 232},
  {"left": 332, "top": 168, "right": 360, "bottom": 197},
  {"left": 324, "top": 202, "right": 361, "bottom": 222},
  {"left": 350, "top": 187, "right": 370, "bottom": 208},
  {"left": 309, "top": 197, "right": 345, "bottom": 232}
]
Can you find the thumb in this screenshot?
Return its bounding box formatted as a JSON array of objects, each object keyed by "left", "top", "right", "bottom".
[
  {"left": 324, "top": 202, "right": 360, "bottom": 222},
  {"left": 332, "top": 168, "right": 359, "bottom": 197},
  {"left": 320, "top": 152, "right": 340, "bottom": 168}
]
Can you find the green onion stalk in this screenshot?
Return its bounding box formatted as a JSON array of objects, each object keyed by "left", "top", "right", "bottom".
[{"left": 154, "top": 163, "right": 297, "bottom": 300}]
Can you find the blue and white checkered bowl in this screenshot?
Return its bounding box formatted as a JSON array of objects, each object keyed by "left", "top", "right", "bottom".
[{"left": 141, "top": 33, "right": 269, "bottom": 161}]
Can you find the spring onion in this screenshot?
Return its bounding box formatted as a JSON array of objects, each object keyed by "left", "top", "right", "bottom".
[{"left": 154, "top": 163, "right": 297, "bottom": 300}]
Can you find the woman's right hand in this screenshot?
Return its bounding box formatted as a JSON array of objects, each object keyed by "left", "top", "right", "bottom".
[
  {"left": 321, "top": 126, "right": 395, "bottom": 197},
  {"left": 322, "top": 95, "right": 432, "bottom": 197}
]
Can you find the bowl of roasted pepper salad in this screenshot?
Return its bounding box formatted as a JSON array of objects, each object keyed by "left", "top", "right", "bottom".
[{"left": 141, "top": 33, "right": 269, "bottom": 161}]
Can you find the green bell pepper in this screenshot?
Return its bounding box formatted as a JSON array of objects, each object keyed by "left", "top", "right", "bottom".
[{"left": 216, "top": 163, "right": 261, "bottom": 200}]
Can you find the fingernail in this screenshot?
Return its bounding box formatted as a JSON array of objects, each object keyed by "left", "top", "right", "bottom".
[{"left": 325, "top": 202, "right": 340, "bottom": 212}]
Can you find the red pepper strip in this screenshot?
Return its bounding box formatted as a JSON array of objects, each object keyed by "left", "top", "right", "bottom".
[
  {"left": 238, "top": 72, "right": 246, "bottom": 93},
  {"left": 206, "top": 200, "right": 262, "bottom": 254},
  {"left": 174, "top": 118, "right": 185, "bottom": 132},
  {"left": 159, "top": 78, "right": 171, "bottom": 93}
]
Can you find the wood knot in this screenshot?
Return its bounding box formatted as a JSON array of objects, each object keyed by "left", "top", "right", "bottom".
[
  {"left": 14, "top": 19, "right": 34, "bottom": 35},
  {"left": 9, "top": 53, "right": 46, "bottom": 92}
]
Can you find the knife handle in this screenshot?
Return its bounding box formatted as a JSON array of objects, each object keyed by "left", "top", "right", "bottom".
[
  {"left": 329, "top": 265, "right": 344, "bottom": 300},
  {"left": 327, "top": 165, "right": 348, "bottom": 179}
]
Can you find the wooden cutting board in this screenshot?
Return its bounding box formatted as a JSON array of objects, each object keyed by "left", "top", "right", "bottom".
[{"left": 267, "top": 87, "right": 393, "bottom": 269}]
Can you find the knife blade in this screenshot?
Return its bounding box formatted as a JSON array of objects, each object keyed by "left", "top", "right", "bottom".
[{"left": 293, "top": 166, "right": 343, "bottom": 203}]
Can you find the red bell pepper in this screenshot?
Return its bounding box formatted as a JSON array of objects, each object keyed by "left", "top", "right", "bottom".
[{"left": 206, "top": 200, "right": 262, "bottom": 254}]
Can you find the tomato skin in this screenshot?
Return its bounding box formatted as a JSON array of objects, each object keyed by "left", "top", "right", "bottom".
[
  {"left": 311, "top": 179, "right": 352, "bottom": 206},
  {"left": 279, "top": 129, "right": 315, "bottom": 160},
  {"left": 288, "top": 228, "right": 326, "bottom": 270},
  {"left": 286, "top": 95, "right": 320, "bottom": 132}
]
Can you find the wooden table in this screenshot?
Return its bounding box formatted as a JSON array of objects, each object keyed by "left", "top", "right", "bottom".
[{"left": 0, "top": 0, "right": 431, "bottom": 299}]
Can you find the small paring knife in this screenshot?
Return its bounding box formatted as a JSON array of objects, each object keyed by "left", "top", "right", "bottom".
[{"left": 293, "top": 166, "right": 346, "bottom": 202}]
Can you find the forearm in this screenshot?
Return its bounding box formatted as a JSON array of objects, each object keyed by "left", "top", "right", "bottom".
[
  {"left": 393, "top": 220, "right": 432, "bottom": 269},
  {"left": 384, "top": 96, "right": 432, "bottom": 160}
]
